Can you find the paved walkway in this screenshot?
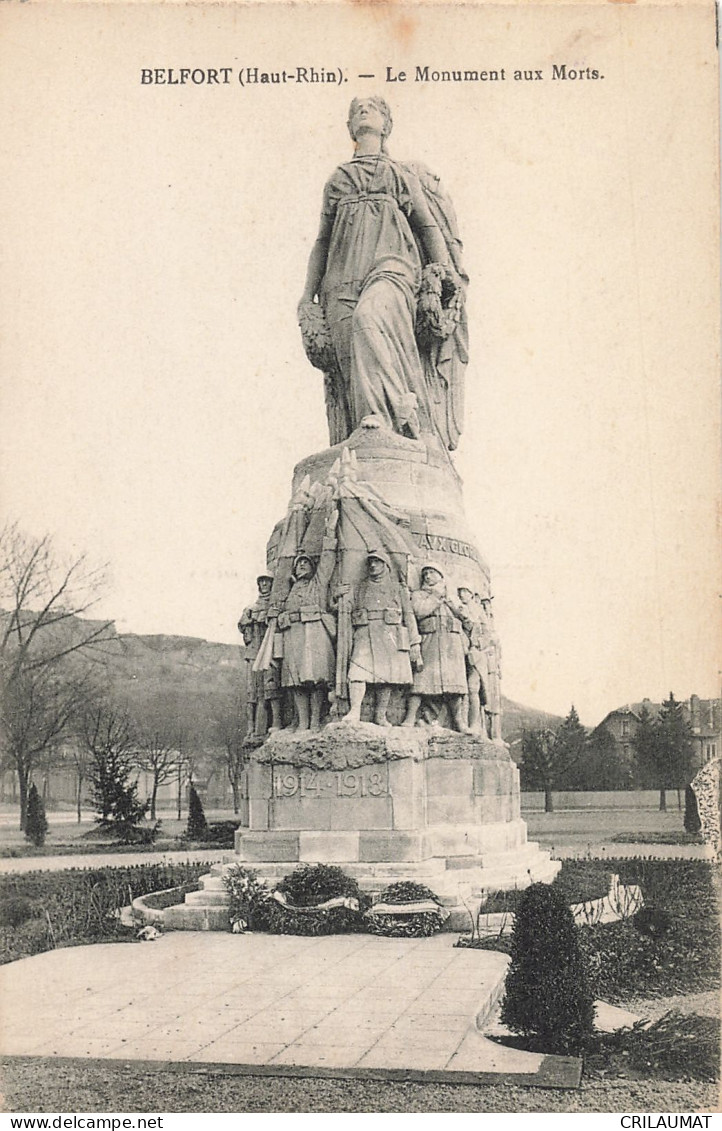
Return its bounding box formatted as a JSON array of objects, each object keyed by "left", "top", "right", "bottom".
[
  {"left": 0, "top": 840, "right": 711, "bottom": 875},
  {"left": 0, "top": 850, "right": 233, "bottom": 874},
  {"left": 0, "top": 933, "right": 579, "bottom": 1086}
]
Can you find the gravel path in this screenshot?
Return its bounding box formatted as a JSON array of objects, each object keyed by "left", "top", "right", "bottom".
[{"left": 1, "top": 1059, "right": 718, "bottom": 1114}]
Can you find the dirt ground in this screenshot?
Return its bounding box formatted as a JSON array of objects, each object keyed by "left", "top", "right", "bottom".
[{"left": 1, "top": 1058, "right": 719, "bottom": 1114}]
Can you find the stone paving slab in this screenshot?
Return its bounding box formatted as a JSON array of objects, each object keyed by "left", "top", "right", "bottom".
[{"left": 0, "top": 932, "right": 581, "bottom": 1087}]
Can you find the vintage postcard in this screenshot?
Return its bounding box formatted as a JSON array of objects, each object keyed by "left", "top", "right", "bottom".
[{"left": 0, "top": 0, "right": 720, "bottom": 1118}]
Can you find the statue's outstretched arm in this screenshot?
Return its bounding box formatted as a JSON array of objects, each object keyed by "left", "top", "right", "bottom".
[
  {"left": 298, "top": 215, "right": 332, "bottom": 315},
  {"left": 406, "top": 177, "right": 451, "bottom": 271}
]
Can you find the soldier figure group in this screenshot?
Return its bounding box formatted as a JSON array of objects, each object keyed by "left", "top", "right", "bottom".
[{"left": 238, "top": 542, "right": 502, "bottom": 739}]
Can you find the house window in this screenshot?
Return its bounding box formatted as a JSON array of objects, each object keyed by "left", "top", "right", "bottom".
[
  {"left": 705, "top": 742, "right": 717, "bottom": 762},
  {"left": 621, "top": 718, "right": 630, "bottom": 737}
]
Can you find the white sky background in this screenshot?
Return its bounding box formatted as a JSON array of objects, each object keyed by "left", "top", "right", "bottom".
[{"left": 1, "top": 1, "right": 720, "bottom": 726}]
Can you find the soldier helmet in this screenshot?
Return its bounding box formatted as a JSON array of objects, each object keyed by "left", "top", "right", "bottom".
[
  {"left": 419, "top": 560, "right": 445, "bottom": 581},
  {"left": 256, "top": 569, "right": 274, "bottom": 585},
  {"left": 292, "top": 552, "right": 315, "bottom": 576},
  {"left": 367, "top": 549, "right": 391, "bottom": 570}
]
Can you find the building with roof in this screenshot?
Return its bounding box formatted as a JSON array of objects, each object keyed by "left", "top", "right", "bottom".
[{"left": 593, "top": 695, "right": 720, "bottom": 779}]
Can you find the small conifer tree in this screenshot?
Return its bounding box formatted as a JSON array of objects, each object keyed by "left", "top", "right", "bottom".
[
  {"left": 25, "top": 783, "right": 48, "bottom": 847},
  {"left": 187, "top": 782, "right": 208, "bottom": 840},
  {"left": 500, "top": 882, "right": 595, "bottom": 1053}
]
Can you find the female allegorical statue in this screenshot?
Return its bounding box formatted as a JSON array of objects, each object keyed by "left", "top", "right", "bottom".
[{"left": 298, "top": 97, "right": 469, "bottom": 452}]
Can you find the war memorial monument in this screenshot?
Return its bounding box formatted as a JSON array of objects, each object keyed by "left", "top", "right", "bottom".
[{"left": 213, "top": 97, "right": 558, "bottom": 927}]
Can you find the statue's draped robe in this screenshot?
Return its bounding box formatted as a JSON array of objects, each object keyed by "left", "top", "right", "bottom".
[{"left": 320, "top": 155, "right": 435, "bottom": 443}]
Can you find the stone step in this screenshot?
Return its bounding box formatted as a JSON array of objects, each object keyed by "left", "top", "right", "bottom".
[
  {"left": 199, "top": 874, "right": 227, "bottom": 892},
  {"left": 184, "top": 889, "right": 230, "bottom": 907},
  {"left": 163, "top": 904, "right": 230, "bottom": 931}
]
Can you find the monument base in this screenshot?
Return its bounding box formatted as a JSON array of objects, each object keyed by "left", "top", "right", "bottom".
[{"left": 229, "top": 722, "right": 559, "bottom": 927}]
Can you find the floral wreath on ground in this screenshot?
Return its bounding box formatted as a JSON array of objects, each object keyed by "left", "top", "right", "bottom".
[
  {"left": 365, "top": 880, "right": 449, "bottom": 938},
  {"left": 249, "top": 864, "right": 371, "bottom": 937}
]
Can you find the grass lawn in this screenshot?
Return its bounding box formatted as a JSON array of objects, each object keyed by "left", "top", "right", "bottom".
[
  {"left": 523, "top": 805, "right": 700, "bottom": 850},
  {"left": 0, "top": 809, "right": 240, "bottom": 858}
]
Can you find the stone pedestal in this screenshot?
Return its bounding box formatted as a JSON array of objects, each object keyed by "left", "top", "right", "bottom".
[
  {"left": 223, "top": 426, "right": 560, "bottom": 928},
  {"left": 281, "top": 426, "right": 490, "bottom": 598},
  {"left": 233, "top": 722, "right": 558, "bottom": 927}
]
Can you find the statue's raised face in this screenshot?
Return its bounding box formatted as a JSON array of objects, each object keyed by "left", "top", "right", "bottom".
[
  {"left": 293, "top": 556, "right": 314, "bottom": 580},
  {"left": 257, "top": 576, "right": 273, "bottom": 597},
  {"left": 347, "top": 97, "right": 391, "bottom": 143},
  {"left": 457, "top": 587, "right": 473, "bottom": 604}
]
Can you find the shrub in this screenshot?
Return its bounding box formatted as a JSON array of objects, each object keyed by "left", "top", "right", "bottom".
[
  {"left": 500, "top": 882, "right": 595, "bottom": 1054},
  {"left": 0, "top": 895, "right": 36, "bottom": 928},
  {"left": 366, "top": 880, "right": 448, "bottom": 938},
  {"left": 186, "top": 784, "right": 208, "bottom": 841},
  {"left": 577, "top": 857, "right": 719, "bottom": 1001},
  {"left": 255, "top": 864, "right": 370, "bottom": 936},
  {"left": 633, "top": 905, "right": 672, "bottom": 939},
  {"left": 116, "top": 822, "right": 160, "bottom": 846},
  {"left": 25, "top": 785, "right": 48, "bottom": 847},
  {"left": 587, "top": 1011, "right": 720, "bottom": 1083},
  {"left": 202, "top": 821, "right": 241, "bottom": 847},
  {"left": 223, "top": 864, "right": 270, "bottom": 931},
  {"left": 684, "top": 784, "right": 702, "bottom": 834},
  {"left": 552, "top": 860, "right": 611, "bottom": 905}
]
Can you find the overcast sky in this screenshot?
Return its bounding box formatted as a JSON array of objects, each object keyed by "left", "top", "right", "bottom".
[{"left": 1, "top": 1, "right": 720, "bottom": 725}]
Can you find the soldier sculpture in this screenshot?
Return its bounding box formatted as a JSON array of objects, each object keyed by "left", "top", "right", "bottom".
[
  {"left": 343, "top": 550, "right": 422, "bottom": 727},
  {"left": 403, "top": 564, "right": 472, "bottom": 734}
]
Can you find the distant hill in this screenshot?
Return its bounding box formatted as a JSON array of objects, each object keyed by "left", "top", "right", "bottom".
[
  {"left": 500, "top": 697, "right": 565, "bottom": 754},
  {"left": 2, "top": 609, "right": 563, "bottom": 747},
  {"left": 106, "top": 631, "right": 244, "bottom": 745},
  {"left": 108, "top": 629, "right": 562, "bottom": 747}
]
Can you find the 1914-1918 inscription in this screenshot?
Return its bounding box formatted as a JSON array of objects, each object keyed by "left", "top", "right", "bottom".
[{"left": 272, "top": 766, "right": 389, "bottom": 799}]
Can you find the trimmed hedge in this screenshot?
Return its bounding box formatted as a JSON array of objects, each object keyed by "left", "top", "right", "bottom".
[
  {"left": 500, "top": 883, "right": 595, "bottom": 1054},
  {"left": 579, "top": 858, "right": 720, "bottom": 1001},
  {"left": 461, "top": 857, "right": 719, "bottom": 1003}
]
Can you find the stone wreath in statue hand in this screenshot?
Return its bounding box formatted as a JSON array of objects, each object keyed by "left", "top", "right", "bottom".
[
  {"left": 298, "top": 300, "right": 339, "bottom": 376},
  {"left": 299, "top": 263, "right": 462, "bottom": 378},
  {"left": 415, "top": 263, "right": 463, "bottom": 347}
]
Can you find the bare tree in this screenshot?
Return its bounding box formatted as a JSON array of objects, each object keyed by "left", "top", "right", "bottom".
[
  {"left": 2, "top": 664, "right": 89, "bottom": 826},
  {"left": 213, "top": 692, "right": 246, "bottom": 815},
  {"left": 0, "top": 523, "right": 114, "bottom": 828},
  {"left": 135, "top": 727, "right": 179, "bottom": 820}
]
